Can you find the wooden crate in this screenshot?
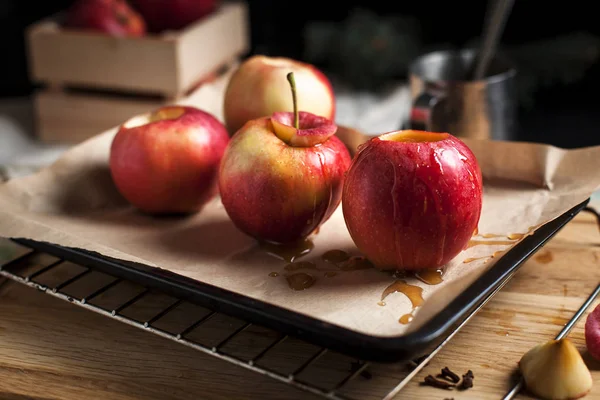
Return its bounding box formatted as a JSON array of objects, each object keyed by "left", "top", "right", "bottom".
[
  {"left": 32, "top": 64, "right": 235, "bottom": 144},
  {"left": 25, "top": 1, "right": 249, "bottom": 144},
  {"left": 26, "top": 1, "right": 250, "bottom": 99}
]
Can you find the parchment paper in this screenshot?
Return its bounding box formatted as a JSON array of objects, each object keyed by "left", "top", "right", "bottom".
[{"left": 1, "top": 79, "right": 600, "bottom": 338}]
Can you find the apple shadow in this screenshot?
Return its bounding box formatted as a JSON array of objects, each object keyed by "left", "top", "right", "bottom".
[
  {"left": 79, "top": 205, "right": 204, "bottom": 229},
  {"left": 150, "top": 219, "right": 256, "bottom": 261},
  {"left": 49, "top": 163, "right": 130, "bottom": 215}
]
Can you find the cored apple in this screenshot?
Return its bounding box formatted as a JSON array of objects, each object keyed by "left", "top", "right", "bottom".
[
  {"left": 585, "top": 303, "right": 600, "bottom": 361},
  {"left": 342, "top": 130, "right": 483, "bottom": 270},
  {"left": 131, "top": 0, "right": 217, "bottom": 33},
  {"left": 64, "top": 0, "right": 146, "bottom": 37},
  {"left": 109, "top": 105, "right": 229, "bottom": 214},
  {"left": 223, "top": 55, "right": 336, "bottom": 136},
  {"left": 219, "top": 72, "right": 351, "bottom": 244}
]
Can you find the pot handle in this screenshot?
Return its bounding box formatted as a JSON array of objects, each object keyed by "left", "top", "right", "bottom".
[{"left": 408, "top": 91, "right": 445, "bottom": 131}]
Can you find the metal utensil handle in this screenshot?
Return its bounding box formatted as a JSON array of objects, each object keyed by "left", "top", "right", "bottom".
[
  {"left": 408, "top": 91, "right": 445, "bottom": 131},
  {"left": 472, "top": 0, "right": 515, "bottom": 80}
]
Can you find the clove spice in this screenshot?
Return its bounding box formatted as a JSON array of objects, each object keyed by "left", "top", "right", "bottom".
[
  {"left": 422, "top": 375, "right": 456, "bottom": 390},
  {"left": 439, "top": 367, "right": 460, "bottom": 383},
  {"left": 459, "top": 370, "right": 474, "bottom": 390}
]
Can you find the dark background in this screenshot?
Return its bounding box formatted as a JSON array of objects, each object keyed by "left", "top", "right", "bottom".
[{"left": 1, "top": 0, "right": 599, "bottom": 148}]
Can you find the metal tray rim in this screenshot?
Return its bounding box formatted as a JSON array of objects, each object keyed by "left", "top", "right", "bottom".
[{"left": 11, "top": 198, "right": 590, "bottom": 363}]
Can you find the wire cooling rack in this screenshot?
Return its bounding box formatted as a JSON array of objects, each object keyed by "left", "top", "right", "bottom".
[{"left": 0, "top": 241, "right": 516, "bottom": 399}]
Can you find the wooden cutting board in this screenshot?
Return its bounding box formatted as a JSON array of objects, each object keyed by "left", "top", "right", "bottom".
[{"left": 0, "top": 202, "right": 598, "bottom": 400}]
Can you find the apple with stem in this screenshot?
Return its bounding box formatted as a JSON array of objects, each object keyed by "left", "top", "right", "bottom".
[
  {"left": 342, "top": 130, "right": 483, "bottom": 270},
  {"left": 109, "top": 105, "right": 229, "bottom": 215},
  {"left": 218, "top": 72, "right": 351, "bottom": 244},
  {"left": 223, "top": 55, "right": 336, "bottom": 136}
]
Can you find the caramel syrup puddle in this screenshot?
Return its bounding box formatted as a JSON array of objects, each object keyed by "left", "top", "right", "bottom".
[
  {"left": 260, "top": 238, "right": 314, "bottom": 262},
  {"left": 535, "top": 251, "right": 553, "bottom": 264},
  {"left": 399, "top": 313, "right": 414, "bottom": 324},
  {"left": 463, "top": 250, "right": 505, "bottom": 264},
  {"left": 284, "top": 261, "right": 319, "bottom": 271},
  {"left": 467, "top": 239, "right": 515, "bottom": 248},
  {"left": 270, "top": 250, "right": 375, "bottom": 291},
  {"left": 322, "top": 249, "right": 351, "bottom": 264},
  {"left": 338, "top": 256, "right": 374, "bottom": 271},
  {"left": 475, "top": 230, "right": 533, "bottom": 240},
  {"left": 380, "top": 280, "right": 424, "bottom": 324},
  {"left": 321, "top": 250, "right": 374, "bottom": 271},
  {"left": 285, "top": 272, "right": 316, "bottom": 291},
  {"left": 415, "top": 268, "right": 444, "bottom": 285}
]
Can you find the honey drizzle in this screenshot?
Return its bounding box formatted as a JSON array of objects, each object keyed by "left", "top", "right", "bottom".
[
  {"left": 270, "top": 250, "right": 376, "bottom": 292},
  {"left": 463, "top": 250, "right": 505, "bottom": 264},
  {"left": 260, "top": 239, "right": 314, "bottom": 262},
  {"left": 338, "top": 256, "right": 374, "bottom": 271},
  {"left": 380, "top": 280, "right": 424, "bottom": 324},
  {"left": 399, "top": 313, "right": 414, "bottom": 324},
  {"left": 467, "top": 240, "right": 515, "bottom": 248},
  {"left": 381, "top": 280, "right": 424, "bottom": 307},
  {"left": 415, "top": 268, "right": 444, "bottom": 285},
  {"left": 284, "top": 261, "right": 319, "bottom": 271},
  {"left": 535, "top": 251, "right": 553, "bottom": 264},
  {"left": 463, "top": 256, "right": 489, "bottom": 264},
  {"left": 322, "top": 249, "right": 351, "bottom": 264},
  {"left": 285, "top": 272, "right": 316, "bottom": 291}
]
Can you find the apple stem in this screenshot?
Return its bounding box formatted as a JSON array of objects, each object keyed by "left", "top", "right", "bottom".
[{"left": 286, "top": 72, "right": 299, "bottom": 129}]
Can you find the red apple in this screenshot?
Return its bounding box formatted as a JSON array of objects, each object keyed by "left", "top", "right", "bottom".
[
  {"left": 223, "top": 55, "right": 336, "bottom": 136},
  {"left": 109, "top": 105, "right": 229, "bottom": 214},
  {"left": 585, "top": 303, "right": 600, "bottom": 361},
  {"left": 342, "top": 130, "right": 483, "bottom": 271},
  {"left": 218, "top": 72, "right": 351, "bottom": 244},
  {"left": 130, "top": 0, "right": 217, "bottom": 33},
  {"left": 64, "top": 0, "right": 146, "bottom": 37}
]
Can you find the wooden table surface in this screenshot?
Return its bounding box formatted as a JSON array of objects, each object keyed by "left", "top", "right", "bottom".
[{"left": 0, "top": 200, "right": 599, "bottom": 400}]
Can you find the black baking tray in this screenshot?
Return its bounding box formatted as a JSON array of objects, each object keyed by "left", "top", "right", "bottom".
[{"left": 11, "top": 198, "right": 590, "bottom": 363}]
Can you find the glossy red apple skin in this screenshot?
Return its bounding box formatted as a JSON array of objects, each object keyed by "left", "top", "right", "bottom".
[
  {"left": 218, "top": 115, "right": 351, "bottom": 244},
  {"left": 131, "top": 0, "right": 217, "bottom": 33},
  {"left": 342, "top": 130, "right": 483, "bottom": 271},
  {"left": 64, "top": 0, "right": 146, "bottom": 37},
  {"left": 585, "top": 303, "right": 600, "bottom": 361},
  {"left": 109, "top": 105, "right": 229, "bottom": 214},
  {"left": 223, "top": 55, "right": 336, "bottom": 136}
]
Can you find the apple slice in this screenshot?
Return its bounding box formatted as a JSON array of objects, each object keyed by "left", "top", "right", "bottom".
[
  {"left": 270, "top": 72, "right": 337, "bottom": 147},
  {"left": 271, "top": 111, "right": 337, "bottom": 147},
  {"left": 519, "top": 338, "right": 593, "bottom": 400}
]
